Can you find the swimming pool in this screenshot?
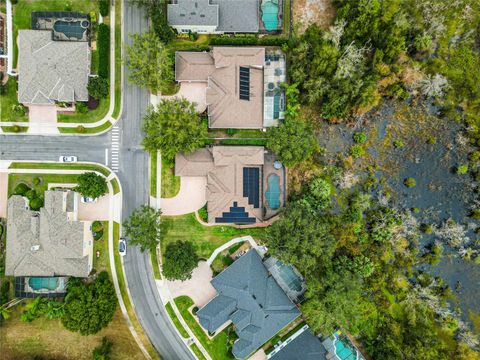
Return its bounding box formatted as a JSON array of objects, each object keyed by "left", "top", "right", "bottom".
[
  {"left": 261, "top": 0, "right": 279, "bottom": 31},
  {"left": 28, "top": 277, "right": 59, "bottom": 291},
  {"left": 266, "top": 173, "right": 281, "bottom": 209},
  {"left": 53, "top": 20, "right": 88, "bottom": 40},
  {"left": 334, "top": 333, "right": 358, "bottom": 360}
]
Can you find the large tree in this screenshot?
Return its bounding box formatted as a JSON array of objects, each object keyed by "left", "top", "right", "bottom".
[
  {"left": 163, "top": 240, "right": 199, "bottom": 281},
  {"left": 266, "top": 119, "right": 319, "bottom": 167},
  {"left": 124, "top": 31, "right": 173, "bottom": 93},
  {"left": 75, "top": 172, "right": 108, "bottom": 199},
  {"left": 123, "top": 205, "right": 162, "bottom": 252},
  {"left": 62, "top": 272, "right": 117, "bottom": 335},
  {"left": 142, "top": 99, "right": 207, "bottom": 160}
]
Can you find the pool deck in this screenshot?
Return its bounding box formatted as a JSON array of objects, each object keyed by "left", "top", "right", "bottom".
[{"left": 263, "top": 151, "right": 286, "bottom": 219}]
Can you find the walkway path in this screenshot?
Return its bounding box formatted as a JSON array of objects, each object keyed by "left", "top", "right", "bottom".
[
  {"left": 206, "top": 235, "right": 259, "bottom": 265},
  {"left": 160, "top": 176, "right": 207, "bottom": 216}
]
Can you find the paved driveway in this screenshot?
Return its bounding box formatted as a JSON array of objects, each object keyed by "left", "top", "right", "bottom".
[
  {"left": 0, "top": 172, "right": 8, "bottom": 218},
  {"left": 78, "top": 194, "right": 110, "bottom": 221},
  {"left": 160, "top": 82, "right": 207, "bottom": 113},
  {"left": 166, "top": 261, "right": 216, "bottom": 307},
  {"left": 161, "top": 176, "right": 207, "bottom": 216},
  {"left": 28, "top": 104, "right": 57, "bottom": 123}
]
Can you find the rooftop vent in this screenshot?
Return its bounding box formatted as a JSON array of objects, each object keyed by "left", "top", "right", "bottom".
[{"left": 30, "top": 245, "right": 40, "bottom": 252}]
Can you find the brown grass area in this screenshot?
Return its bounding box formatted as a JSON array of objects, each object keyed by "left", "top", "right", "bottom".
[
  {"left": 293, "top": 0, "right": 336, "bottom": 32},
  {"left": 2, "top": 306, "right": 144, "bottom": 360}
]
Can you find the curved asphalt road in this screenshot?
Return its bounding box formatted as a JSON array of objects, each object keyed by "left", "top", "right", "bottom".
[{"left": 0, "top": 2, "right": 194, "bottom": 359}]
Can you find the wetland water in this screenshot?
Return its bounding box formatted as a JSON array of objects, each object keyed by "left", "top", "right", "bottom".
[{"left": 318, "top": 101, "right": 480, "bottom": 321}]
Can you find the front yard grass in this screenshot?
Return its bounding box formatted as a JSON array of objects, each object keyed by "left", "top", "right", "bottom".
[
  {"left": 93, "top": 221, "right": 109, "bottom": 273},
  {"left": 161, "top": 157, "right": 180, "bottom": 198},
  {"left": 150, "top": 151, "right": 158, "bottom": 197},
  {"left": 8, "top": 173, "right": 79, "bottom": 197},
  {"left": 112, "top": 0, "right": 122, "bottom": 119},
  {"left": 161, "top": 213, "right": 266, "bottom": 260},
  {"left": 174, "top": 296, "right": 236, "bottom": 360},
  {"left": 150, "top": 248, "right": 162, "bottom": 280},
  {"left": 191, "top": 343, "right": 208, "bottom": 360},
  {"left": 57, "top": 98, "right": 109, "bottom": 123},
  {"left": 165, "top": 302, "right": 189, "bottom": 338},
  {"left": 58, "top": 121, "right": 112, "bottom": 134},
  {"left": 1, "top": 78, "right": 28, "bottom": 123}
]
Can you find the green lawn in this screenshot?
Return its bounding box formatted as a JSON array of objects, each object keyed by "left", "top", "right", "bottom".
[
  {"left": 165, "top": 303, "right": 189, "bottom": 338},
  {"left": 93, "top": 221, "right": 109, "bottom": 273},
  {"left": 1, "top": 78, "right": 28, "bottom": 123},
  {"left": 1, "top": 126, "right": 29, "bottom": 133},
  {"left": 174, "top": 296, "right": 236, "bottom": 360},
  {"left": 283, "top": 0, "right": 292, "bottom": 36},
  {"left": 57, "top": 98, "right": 109, "bottom": 123},
  {"left": 161, "top": 213, "right": 266, "bottom": 260},
  {"left": 191, "top": 344, "right": 208, "bottom": 360},
  {"left": 111, "top": 178, "right": 121, "bottom": 194},
  {"left": 8, "top": 173, "right": 80, "bottom": 197},
  {"left": 58, "top": 121, "right": 112, "bottom": 134},
  {"left": 12, "top": 0, "right": 98, "bottom": 68},
  {"left": 151, "top": 151, "right": 158, "bottom": 197},
  {"left": 161, "top": 157, "right": 180, "bottom": 198},
  {"left": 9, "top": 162, "right": 111, "bottom": 177},
  {"left": 112, "top": 0, "right": 122, "bottom": 119},
  {"left": 208, "top": 129, "right": 266, "bottom": 139},
  {"left": 150, "top": 249, "right": 162, "bottom": 280}
]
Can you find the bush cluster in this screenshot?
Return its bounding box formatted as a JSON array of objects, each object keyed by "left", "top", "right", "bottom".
[
  {"left": 97, "top": 24, "right": 110, "bottom": 79},
  {"left": 13, "top": 182, "right": 44, "bottom": 210},
  {"left": 99, "top": 0, "right": 109, "bottom": 17},
  {"left": 210, "top": 36, "right": 288, "bottom": 46}
]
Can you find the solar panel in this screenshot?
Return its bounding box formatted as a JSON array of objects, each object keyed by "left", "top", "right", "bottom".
[
  {"left": 243, "top": 167, "right": 259, "bottom": 208},
  {"left": 239, "top": 66, "right": 250, "bottom": 101},
  {"left": 215, "top": 202, "right": 257, "bottom": 224}
]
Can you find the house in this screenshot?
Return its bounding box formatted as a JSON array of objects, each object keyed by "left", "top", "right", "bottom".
[
  {"left": 267, "top": 325, "right": 327, "bottom": 360},
  {"left": 175, "top": 146, "right": 286, "bottom": 224},
  {"left": 197, "top": 249, "right": 301, "bottom": 359},
  {"left": 176, "top": 47, "right": 286, "bottom": 129},
  {"left": 5, "top": 190, "right": 93, "bottom": 278},
  {"left": 17, "top": 29, "right": 90, "bottom": 105},
  {"left": 168, "top": 0, "right": 260, "bottom": 34}
]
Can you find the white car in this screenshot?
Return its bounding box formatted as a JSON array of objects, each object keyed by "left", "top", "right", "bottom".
[
  {"left": 59, "top": 155, "right": 77, "bottom": 163},
  {"left": 81, "top": 196, "right": 97, "bottom": 203},
  {"left": 119, "top": 238, "right": 127, "bottom": 256}
]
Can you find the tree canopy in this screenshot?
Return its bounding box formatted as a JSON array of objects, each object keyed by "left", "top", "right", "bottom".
[
  {"left": 123, "top": 205, "right": 162, "bottom": 252},
  {"left": 163, "top": 240, "right": 199, "bottom": 281},
  {"left": 74, "top": 172, "right": 108, "bottom": 199},
  {"left": 62, "top": 272, "right": 117, "bottom": 335},
  {"left": 125, "top": 31, "right": 173, "bottom": 93},
  {"left": 142, "top": 99, "right": 207, "bottom": 160},
  {"left": 88, "top": 77, "right": 109, "bottom": 100}
]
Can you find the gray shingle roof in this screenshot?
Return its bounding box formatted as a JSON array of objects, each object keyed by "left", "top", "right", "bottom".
[
  {"left": 168, "top": 0, "right": 219, "bottom": 26},
  {"left": 18, "top": 30, "right": 90, "bottom": 105},
  {"left": 168, "top": 0, "right": 259, "bottom": 33},
  {"left": 269, "top": 328, "right": 327, "bottom": 360},
  {"left": 5, "top": 191, "right": 90, "bottom": 277},
  {"left": 197, "top": 249, "right": 300, "bottom": 359}
]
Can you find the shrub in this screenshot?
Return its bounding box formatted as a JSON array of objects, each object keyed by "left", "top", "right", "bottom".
[
  {"left": 14, "top": 183, "right": 31, "bottom": 196},
  {"left": 350, "top": 145, "right": 366, "bottom": 158},
  {"left": 404, "top": 177, "right": 416, "bottom": 188},
  {"left": 32, "top": 177, "right": 42, "bottom": 186},
  {"left": 92, "top": 337, "right": 113, "bottom": 360},
  {"left": 393, "top": 139, "right": 404, "bottom": 148},
  {"left": 11, "top": 104, "right": 26, "bottom": 116},
  {"left": 11, "top": 125, "right": 20, "bottom": 133},
  {"left": 198, "top": 205, "right": 208, "bottom": 222},
  {"left": 420, "top": 223, "right": 434, "bottom": 234},
  {"left": 210, "top": 36, "right": 288, "bottom": 46},
  {"left": 0, "top": 281, "right": 10, "bottom": 306},
  {"left": 0, "top": 224, "right": 3, "bottom": 238},
  {"left": 99, "top": 0, "right": 109, "bottom": 17},
  {"left": 427, "top": 136, "right": 437, "bottom": 145},
  {"left": 353, "top": 132, "right": 367, "bottom": 144},
  {"left": 25, "top": 189, "right": 36, "bottom": 201},
  {"left": 76, "top": 102, "right": 88, "bottom": 114},
  {"left": 457, "top": 164, "right": 469, "bottom": 175},
  {"left": 188, "top": 31, "right": 199, "bottom": 41},
  {"left": 74, "top": 172, "right": 108, "bottom": 198},
  {"left": 29, "top": 197, "right": 44, "bottom": 210},
  {"left": 76, "top": 125, "right": 86, "bottom": 133},
  {"left": 88, "top": 77, "right": 109, "bottom": 100},
  {"left": 150, "top": 7, "right": 175, "bottom": 44},
  {"left": 97, "top": 24, "right": 110, "bottom": 79}
]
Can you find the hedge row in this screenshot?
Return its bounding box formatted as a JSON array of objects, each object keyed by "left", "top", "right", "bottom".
[
  {"left": 209, "top": 36, "right": 288, "bottom": 46},
  {"left": 97, "top": 23, "right": 110, "bottom": 79}
]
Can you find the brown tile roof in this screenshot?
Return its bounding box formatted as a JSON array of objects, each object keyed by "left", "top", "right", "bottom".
[
  {"left": 175, "top": 146, "right": 265, "bottom": 223},
  {"left": 175, "top": 47, "right": 265, "bottom": 129}
]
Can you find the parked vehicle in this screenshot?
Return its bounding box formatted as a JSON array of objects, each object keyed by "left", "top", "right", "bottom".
[
  {"left": 59, "top": 155, "right": 77, "bottom": 163},
  {"left": 119, "top": 237, "right": 127, "bottom": 256},
  {"left": 81, "top": 196, "right": 97, "bottom": 203}
]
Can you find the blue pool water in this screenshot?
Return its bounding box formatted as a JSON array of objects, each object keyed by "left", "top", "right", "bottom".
[
  {"left": 28, "top": 277, "right": 58, "bottom": 291},
  {"left": 53, "top": 20, "right": 87, "bottom": 40},
  {"left": 334, "top": 336, "right": 357, "bottom": 360},
  {"left": 261, "top": 1, "right": 279, "bottom": 31},
  {"left": 266, "top": 174, "right": 281, "bottom": 209}
]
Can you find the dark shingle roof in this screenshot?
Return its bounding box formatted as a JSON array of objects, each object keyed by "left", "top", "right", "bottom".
[
  {"left": 269, "top": 327, "right": 327, "bottom": 360},
  {"left": 197, "top": 249, "right": 300, "bottom": 359}
]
